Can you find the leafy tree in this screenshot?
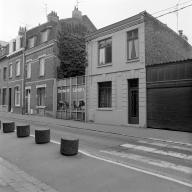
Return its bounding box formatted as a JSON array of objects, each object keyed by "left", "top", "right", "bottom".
[{"left": 57, "top": 23, "right": 88, "bottom": 79}]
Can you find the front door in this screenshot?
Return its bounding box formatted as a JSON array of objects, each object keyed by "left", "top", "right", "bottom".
[
  {"left": 128, "top": 79, "right": 139, "bottom": 124},
  {"left": 8, "top": 88, "right": 12, "bottom": 112},
  {"left": 25, "top": 89, "right": 31, "bottom": 114}
]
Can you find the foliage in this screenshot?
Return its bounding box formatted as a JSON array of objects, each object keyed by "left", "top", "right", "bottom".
[{"left": 57, "top": 23, "right": 88, "bottom": 79}]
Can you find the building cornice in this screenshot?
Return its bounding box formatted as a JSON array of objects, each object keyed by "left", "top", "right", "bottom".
[
  {"left": 86, "top": 12, "right": 144, "bottom": 41},
  {"left": 25, "top": 40, "right": 55, "bottom": 56}
]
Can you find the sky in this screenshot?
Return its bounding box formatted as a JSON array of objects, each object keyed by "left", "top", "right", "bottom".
[{"left": 0, "top": 0, "right": 192, "bottom": 45}]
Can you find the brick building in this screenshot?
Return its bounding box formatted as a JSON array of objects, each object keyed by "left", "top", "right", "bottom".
[
  {"left": 86, "top": 11, "right": 192, "bottom": 127},
  {"left": 0, "top": 8, "right": 96, "bottom": 117}
]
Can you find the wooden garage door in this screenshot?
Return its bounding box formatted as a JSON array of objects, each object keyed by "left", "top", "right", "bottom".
[{"left": 147, "top": 86, "right": 192, "bottom": 132}]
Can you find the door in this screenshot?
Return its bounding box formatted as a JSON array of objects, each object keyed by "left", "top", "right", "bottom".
[
  {"left": 25, "top": 89, "right": 31, "bottom": 114},
  {"left": 8, "top": 88, "right": 12, "bottom": 112},
  {"left": 128, "top": 79, "right": 139, "bottom": 124}
]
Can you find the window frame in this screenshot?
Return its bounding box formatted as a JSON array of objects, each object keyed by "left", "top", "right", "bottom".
[
  {"left": 36, "top": 87, "right": 46, "bottom": 107},
  {"left": 2, "top": 88, "right": 6, "bottom": 105},
  {"left": 9, "top": 64, "right": 13, "bottom": 78},
  {"left": 3, "top": 67, "right": 7, "bottom": 81},
  {"left": 98, "top": 81, "right": 112, "bottom": 108},
  {"left": 14, "top": 86, "right": 20, "bottom": 107},
  {"left": 39, "top": 57, "right": 45, "bottom": 76},
  {"left": 26, "top": 61, "right": 31, "bottom": 79},
  {"left": 28, "top": 36, "right": 36, "bottom": 49},
  {"left": 40, "top": 29, "right": 50, "bottom": 43},
  {"left": 98, "top": 37, "right": 112, "bottom": 66},
  {"left": 127, "top": 29, "right": 139, "bottom": 61},
  {"left": 16, "top": 60, "right": 21, "bottom": 76}
]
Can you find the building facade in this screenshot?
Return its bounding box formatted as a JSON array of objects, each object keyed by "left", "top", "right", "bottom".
[
  {"left": 0, "top": 8, "right": 96, "bottom": 117},
  {"left": 86, "top": 11, "right": 192, "bottom": 127}
]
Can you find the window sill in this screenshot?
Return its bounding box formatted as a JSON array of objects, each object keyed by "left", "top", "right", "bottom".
[
  {"left": 97, "top": 63, "right": 112, "bottom": 68},
  {"left": 126, "top": 58, "right": 140, "bottom": 63},
  {"left": 36, "top": 106, "right": 46, "bottom": 109},
  {"left": 97, "top": 108, "right": 113, "bottom": 111}
]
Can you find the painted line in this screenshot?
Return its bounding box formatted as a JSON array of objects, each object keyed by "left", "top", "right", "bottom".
[
  {"left": 138, "top": 140, "right": 192, "bottom": 152},
  {"left": 121, "top": 143, "right": 192, "bottom": 161},
  {"left": 29, "top": 134, "right": 192, "bottom": 188},
  {"left": 148, "top": 137, "right": 192, "bottom": 147},
  {"left": 101, "top": 150, "right": 192, "bottom": 174}
]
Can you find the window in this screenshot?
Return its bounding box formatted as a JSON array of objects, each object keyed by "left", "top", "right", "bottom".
[
  {"left": 39, "top": 58, "right": 45, "bottom": 76},
  {"left": 41, "top": 29, "right": 50, "bottom": 43},
  {"left": 37, "top": 87, "right": 45, "bottom": 106},
  {"left": 2, "top": 88, "right": 6, "bottom": 105},
  {"left": 9, "top": 64, "right": 12, "bottom": 78},
  {"left": 98, "top": 81, "right": 112, "bottom": 108},
  {"left": 13, "top": 40, "right": 16, "bottom": 52},
  {"left": 26, "top": 62, "right": 31, "bottom": 79},
  {"left": 14, "top": 86, "right": 20, "bottom": 106},
  {"left": 28, "top": 36, "right": 36, "bottom": 48},
  {"left": 127, "top": 29, "right": 139, "bottom": 60},
  {"left": 3, "top": 67, "right": 7, "bottom": 81},
  {"left": 16, "top": 61, "right": 21, "bottom": 76},
  {"left": 98, "top": 38, "right": 112, "bottom": 65}
]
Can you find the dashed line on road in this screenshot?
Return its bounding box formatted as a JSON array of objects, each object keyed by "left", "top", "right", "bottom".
[{"left": 29, "top": 134, "right": 192, "bottom": 188}]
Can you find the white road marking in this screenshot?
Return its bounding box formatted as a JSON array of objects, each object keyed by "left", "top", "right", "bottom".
[
  {"left": 148, "top": 138, "right": 192, "bottom": 147},
  {"left": 138, "top": 140, "right": 192, "bottom": 152},
  {"left": 29, "top": 134, "right": 192, "bottom": 188},
  {"left": 121, "top": 143, "right": 192, "bottom": 161},
  {"left": 101, "top": 150, "right": 192, "bottom": 174}
]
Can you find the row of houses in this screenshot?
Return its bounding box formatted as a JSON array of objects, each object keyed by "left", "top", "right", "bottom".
[{"left": 0, "top": 8, "right": 192, "bottom": 132}]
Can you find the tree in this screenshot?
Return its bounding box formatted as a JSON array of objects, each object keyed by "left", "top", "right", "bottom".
[{"left": 57, "top": 23, "right": 88, "bottom": 79}]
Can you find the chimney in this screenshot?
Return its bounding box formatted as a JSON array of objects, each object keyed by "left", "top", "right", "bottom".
[
  {"left": 72, "top": 6, "right": 82, "bottom": 20},
  {"left": 18, "top": 27, "right": 26, "bottom": 36},
  {"left": 178, "top": 30, "right": 188, "bottom": 41},
  {"left": 47, "top": 11, "right": 59, "bottom": 23}
]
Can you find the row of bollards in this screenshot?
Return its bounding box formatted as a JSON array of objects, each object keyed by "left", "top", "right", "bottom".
[{"left": 0, "top": 121, "right": 79, "bottom": 156}]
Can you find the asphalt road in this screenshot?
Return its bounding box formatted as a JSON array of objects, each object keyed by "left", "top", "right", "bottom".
[{"left": 0, "top": 117, "right": 192, "bottom": 192}]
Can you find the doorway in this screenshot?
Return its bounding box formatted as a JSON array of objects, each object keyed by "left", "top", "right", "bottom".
[
  {"left": 128, "top": 79, "right": 139, "bottom": 124},
  {"left": 8, "top": 88, "right": 12, "bottom": 112},
  {"left": 25, "top": 88, "right": 31, "bottom": 114}
]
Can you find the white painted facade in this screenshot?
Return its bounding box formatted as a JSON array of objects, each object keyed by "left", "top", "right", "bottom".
[{"left": 86, "top": 14, "right": 146, "bottom": 127}]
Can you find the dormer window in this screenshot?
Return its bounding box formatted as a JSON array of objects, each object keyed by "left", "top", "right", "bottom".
[
  {"left": 41, "top": 29, "right": 50, "bottom": 43},
  {"left": 28, "top": 36, "right": 36, "bottom": 48}
]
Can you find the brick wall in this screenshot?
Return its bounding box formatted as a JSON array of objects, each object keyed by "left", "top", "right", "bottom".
[{"left": 144, "top": 14, "right": 192, "bottom": 66}]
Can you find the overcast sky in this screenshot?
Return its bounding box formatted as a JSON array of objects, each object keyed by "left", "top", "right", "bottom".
[{"left": 0, "top": 0, "right": 192, "bottom": 44}]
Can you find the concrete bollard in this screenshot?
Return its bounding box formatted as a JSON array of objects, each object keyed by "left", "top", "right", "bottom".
[
  {"left": 3, "top": 122, "right": 15, "bottom": 133},
  {"left": 35, "top": 128, "right": 50, "bottom": 144},
  {"left": 16, "top": 125, "right": 30, "bottom": 137},
  {"left": 60, "top": 137, "right": 79, "bottom": 156}
]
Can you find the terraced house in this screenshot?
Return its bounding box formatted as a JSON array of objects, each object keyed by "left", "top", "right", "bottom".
[
  {"left": 0, "top": 8, "right": 96, "bottom": 117},
  {"left": 86, "top": 11, "right": 192, "bottom": 127}
]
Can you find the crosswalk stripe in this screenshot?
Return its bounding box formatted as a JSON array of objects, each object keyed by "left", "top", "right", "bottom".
[
  {"left": 101, "top": 150, "right": 192, "bottom": 174},
  {"left": 121, "top": 143, "right": 192, "bottom": 161}
]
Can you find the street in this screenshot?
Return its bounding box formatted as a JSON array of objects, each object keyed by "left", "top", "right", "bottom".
[{"left": 0, "top": 113, "right": 192, "bottom": 192}]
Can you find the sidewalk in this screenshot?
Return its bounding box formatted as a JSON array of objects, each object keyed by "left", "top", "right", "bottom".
[
  {"left": 0, "top": 156, "right": 58, "bottom": 192},
  {"left": 0, "top": 111, "right": 191, "bottom": 144}
]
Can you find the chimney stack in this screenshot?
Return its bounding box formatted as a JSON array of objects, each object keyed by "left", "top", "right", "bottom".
[
  {"left": 47, "top": 11, "right": 59, "bottom": 23},
  {"left": 178, "top": 30, "right": 188, "bottom": 41}
]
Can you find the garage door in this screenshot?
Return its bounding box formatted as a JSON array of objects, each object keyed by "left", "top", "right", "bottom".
[{"left": 147, "top": 86, "right": 192, "bottom": 132}]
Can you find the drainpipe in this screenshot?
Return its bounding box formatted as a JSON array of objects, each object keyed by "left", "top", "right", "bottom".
[{"left": 22, "top": 28, "right": 26, "bottom": 115}]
